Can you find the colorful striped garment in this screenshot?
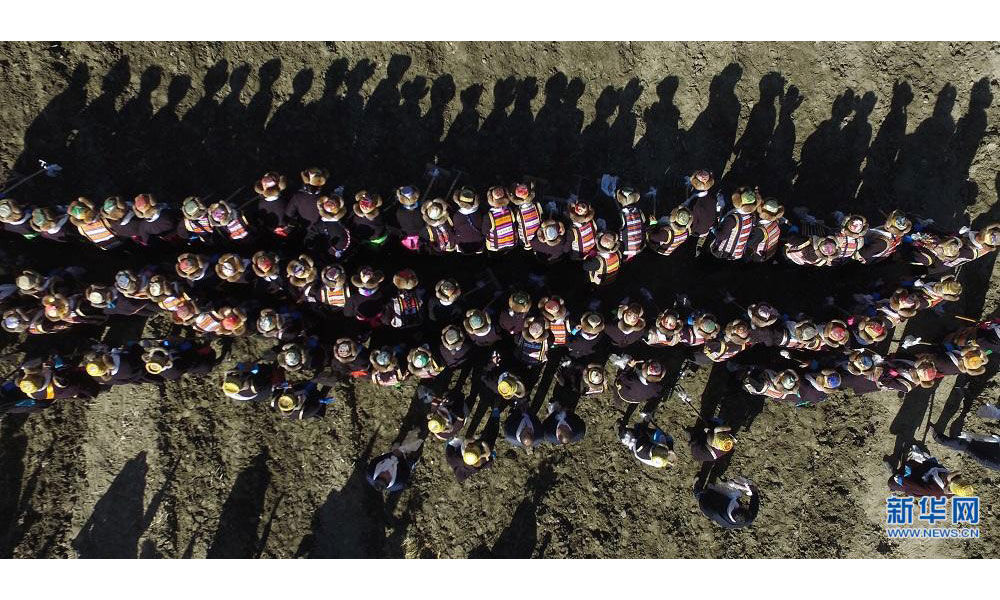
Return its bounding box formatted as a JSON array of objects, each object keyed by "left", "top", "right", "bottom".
[
  {"left": 573, "top": 221, "right": 597, "bottom": 256},
  {"left": 621, "top": 208, "right": 644, "bottom": 257},
  {"left": 78, "top": 219, "right": 116, "bottom": 244},
  {"left": 516, "top": 203, "right": 541, "bottom": 248}
]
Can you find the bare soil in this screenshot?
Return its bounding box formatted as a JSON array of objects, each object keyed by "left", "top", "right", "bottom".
[{"left": 0, "top": 41, "right": 998, "bottom": 558}]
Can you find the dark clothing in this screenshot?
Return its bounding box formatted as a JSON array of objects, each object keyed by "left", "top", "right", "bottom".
[
  {"left": 349, "top": 213, "right": 386, "bottom": 242},
  {"left": 888, "top": 457, "right": 953, "bottom": 497},
  {"left": 439, "top": 342, "right": 472, "bottom": 368},
  {"left": 330, "top": 352, "right": 370, "bottom": 378},
  {"left": 312, "top": 220, "right": 351, "bottom": 255},
  {"left": 153, "top": 340, "right": 216, "bottom": 381},
  {"left": 497, "top": 309, "right": 527, "bottom": 336},
  {"left": 689, "top": 193, "right": 717, "bottom": 237},
  {"left": 542, "top": 410, "right": 586, "bottom": 444},
  {"left": 344, "top": 290, "right": 384, "bottom": 322},
  {"left": 285, "top": 189, "right": 322, "bottom": 226},
  {"left": 468, "top": 328, "right": 502, "bottom": 347},
  {"left": 452, "top": 210, "right": 484, "bottom": 253},
  {"left": 254, "top": 196, "right": 290, "bottom": 234},
  {"left": 366, "top": 450, "right": 414, "bottom": 493},
  {"left": 615, "top": 368, "right": 664, "bottom": 404},
  {"left": 605, "top": 325, "right": 645, "bottom": 349},
  {"left": 3, "top": 220, "right": 36, "bottom": 239},
  {"left": 933, "top": 430, "right": 1000, "bottom": 471},
  {"left": 428, "top": 298, "right": 463, "bottom": 324},
  {"left": 687, "top": 427, "right": 731, "bottom": 463},
  {"left": 696, "top": 484, "right": 760, "bottom": 529},
  {"left": 503, "top": 408, "right": 543, "bottom": 448},
  {"left": 445, "top": 440, "right": 494, "bottom": 483},
  {"left": 101, "top": 295, "right": 155, "bottom": 317},
  {"left": 530, "top": 237, "right": 570, "bottom": 263},
  {"left": 135, "top": 210, "right": 178, "bottom": 245},
  {"left": 567, "top": 332, "right": 605, "bottom": 359},
  {"left": 747, "top": 325, "right": 786, "bottom": 347},
  {"left": 101, "top": 347, "right": 151, "bottom": 385},
  {"left": 394, "top": 206, "right": 425, "bottom": 238}
]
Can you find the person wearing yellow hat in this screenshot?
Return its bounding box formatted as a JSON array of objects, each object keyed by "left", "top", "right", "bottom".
[
  {"left": 268, "top": 382, "right": 324, "bottom": 420},
  {"left": 708, "top": 186, "right": 761, "bottom": 261},
  {"left": 445, "top": 436, "right": 495, "bottom": 482},
  {"left": 932, "top": 427, "right": 1000, "bottom": 472},
  {"left": 931, "top": 343, "right": 988, "bottom": 377},
  {"left": 915, "top": 274, "right": 962, "bottom": 309},
  {"left": 81, "top": 345, "right": 149, "bottom": 385},
  {"left": 493, "top": 372, "right": 527, "bottom": 403},
  {"left": 17, "top": 360, "right": 99, "bottom": 401},
  {"left": 619, "top": 418, "right": 675, "bottom": 468},
  {"left": 889, "top": 445, "right": 972, "bottom": 497},
  {"left": 139, "top": 337, "right": 215, "bottom": 381},
  {"left": 688, "top": 422, "right": 736, "bottom": 463},
  {"left": 426, "top": 390, "right": 468, "bottom": 441},
  {"left": 221, "top": 363, "right": 282, "bottom": 403}
]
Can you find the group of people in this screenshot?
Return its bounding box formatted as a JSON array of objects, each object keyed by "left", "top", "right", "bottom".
[{"left": 2, "top": 165, "right": 998, "bottom": 530}]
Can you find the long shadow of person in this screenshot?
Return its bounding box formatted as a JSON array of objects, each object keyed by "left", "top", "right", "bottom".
[
  {"left": 148, "top": 74, "right": 192, "bottom": 195},
  {"left": 356, "top": 54, "right": 411, "bottom": 183},
  {"left": 264, "top": 68, "right": 315, "bottom": 175},
  {"left": 244, "top": 59, "right": 282, "bottom": 172},
  {"left": 760, "top": 84, "right": 804, "bottom": 200},
  {"left": 396, "top": 75, "right": 431, "bottom": 182},
  {"left": 311, "top": 58, "right": 350, "bottom": 171},
  {"left": 724, "top": 72, "right": 784, "bottom": 189},
  {"left": 509, "top": 77, "right": 539, "bottom": 177},
  {"left": 528, "top": 73, "right": 569, "bottom": 181},
  {"left": 67, "top": 56, "right": 131, "bottom": 195},
  {"left": 887, "top": 386, "right": 936, "bottom": 467},
  {"left": 683, "top": 63, "right": 743, "bottom": 178},
  {"left": 300, "top": 434, "right": 385, "bottom": 558},
  {"left": 579, "top": 86, "right": 622, "bottom": 184},
  {"left": 606, "top": 78, "right": 643, "bottom": 183},
  {"left": 555, "top": 76, "right": 586, "bottom": 179},
  {"left": 839, "top": 91, "right": 876, "bottom": 207},
  {"left": 949, "top": 77, "right": 994, "bottom": 214},
  {"left": 180, "top": 60, "right": 230, "bottom": 193},
  {"left": 12, "top": 62, "right": 90, "bottom": 198},
  {"left": 206, "top": 447, "right": 271, "bottom": 559},
  {"left": 469, "top": 461, "right": 557, "bottom": 558},
  {"left": 479, "top": 77, "right": 518, "bottom": 182},
  {"left": 424, "top": 74, "right": 457, "bottom": 169},
  {"left": 0, "top": 414, "right": 31, "bottom": 557},
  {"left": 856, "top": 81, "right": 913, "bottom": 212},
  {"left": 439, "top": 84, "right": 485, "bottom": 181},
  {"left": 792, "top": 88, "right": 856, "bottom": 215},
  {"left": 893, "top": 84, "right": 958, "bottom": 225},
  {"left": 116, "top": 65, "right": 163, "bottom": 190},
  {"left": 72, "top": 451, "right": 149, "bottom": 558},
  {"left": 217, "top": 63, "right": 252, "bottom": 186},
  {"left": 635, "top": 76, "right": 681, "bottom": 195}
]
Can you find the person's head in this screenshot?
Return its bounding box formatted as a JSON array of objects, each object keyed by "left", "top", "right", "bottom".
[
  {"left": 724, "top": 319, "right": 751, "bottom": 345},
  {"left": 67, "top": 197, "right": 98, "bottom": 224},
  {"left": 884, "top": 210, "right": 912, "bottom": 236},
  {"left": 41, "top": 293, "right": 70, "bottom": 322},
  {"left": 642, "top": 360, "right": 665, "bottom": 382},
  {"left": 708, "top": 432, "right": 736, "bottom": 453},
  {"left": 497, "top": 373, "right": 522, "bottom": 400},
  {"left": 251, "top": 251, "right": 280, "bottom": 278},
  {"left": 286, "top": 255, "right": 317, "bottom": 287},
  {"left": 731, "top": 187, "right": 760, "bottom": 214},
  {"left": 435, "top": 278, "right": 460, "bottom": 304},
  {"left": 221, "top": 369, "right": 251, "bottom": 396},
  {"left": 15, "top": 269, "right": 45, "bottom": 295},
  {"left": 278, "top": 343, "right": 307, "bottom": 371},
  {"left": 421, "top": 198, "right": 450, "bottom": 226},
  {"left": 689, "top": 169, "right": 714, "bottom": 191},
  {"left": 555, "top": 424, "right": 574, "bottom": 445},
  {"left": 353, "top": 190, "right": 382, "bottom": 216},
  {"left": 392, "top": 269, "right": 419, "bottom": 291},
  {"left": 300, "top": 167, "right": 328, "bottom": 188},
  {"left": 321, "top": 264, "right": 346, "bottom": 288},
  {"left": 931, "top": 276, "right": 963, "bottom": 302},
  {"left": 372, "top": 470, "right": 392, "bottom": 491},
  {"left": 132, "top": 193, "right": 160, "bottom": 220},
  {"left": 395, "top": 185, "right": 420, "bottom": 207},
  {"left": 670, "top": 206, "right": 692, "bottom": 230},
  {"left": 977, "top": 223, "right": 1000, "bottom": 249},
  {"left": 620, "top": 303, "right": 643, "bottom": 327},
  {"left": 937, "top": 236, "right": 963, "bottom": 259},
  {"left": 649, "top": 446, "right": 675, "bottom": 468},
  {"left": 462, "top": 441, "right": 487, "bottom": 466},
  {"left": 215, "top": 253, "right": 247, "bottom": 281},
  {"left": 568, "top": 200, "right": 594, "bottom": 223},
  {"left": 83, "top": 351, "right": 115, "bottom": 379},
  {"left": 757, "top": 198, "right": 784, "bottom": 221},
  {"left": 537, "top": 219, "right": 565, "bottom": 244},
  {"left": 616, "top": 186, "right": 640, "bottom": 207},
  {"left": 508, "top": 290, "right": 532, "bottom": 313},
  {"left": 427, "top": 413, "right": 447, "bottom": 434},
  {"left": 255, "top": 171, "right": 287, "bottom": 197},
  {"left": 370, "top": 348, "right": 396, "bottom": 372},
  {"left": 775, "top": 369, "right": 800, "bottom": 392},
  {"left": 519, "top": 427, "right": 535, "bottom": 448},
  {"left": 316, "top": 194, "right": 347, "bottom": 221},
  {"left": 959, "top": 344, "right": 988, "bottom": 375},
  {"left": 948, "top": 475, "right": 975, "bottom": 497},
  {"left": 351, "top": 265, "right": 384, "bottom": 290},
  {"left": 539, "top": 296, "right": 567, "bottom": 320},
  {"left": 334, "top": 338, "right": 360, "bottom": 362},
  {"left": 485, "top": 186, "right": 510, "bottom": 208},
  {"left": 579, "top": 311, "right": 605, "bottom": 335},
  {"left": 912, "top": 356, "right": 939, "bottom": 388},
  {"left": 441, "top": 325, "right": 466, "bottom": 350},
  {"left": 464, "top": 309, "right": 490, "bottom": 335},
  {"left": 748, "top": 303, "right": 778, "bottom": 328},
  {"left": 694, "top": 314, "right": 719, "bottom": 339},
  {"left": 816, "top": 236, "right": 839, "bottom": 258},
  {"left": 0, "top": 197, "right": 24, "bottom": 223},
  {"left": 841, "top": 214, "right": 869, "bottom": 236},
  {"left": 180, "top": 196, "right": 207, "bottom": 220},
  {"left": 453, "top": 188, "right": 479, "bottom": 211},
  {"left": 523, "top": 317, "right": 547, "bottom": 341},
  {"left": 17, "top": 372, "right": 47, "bottom": 395},
  {"left": 596, "top": 232, "right": 619, "bottom": 254},
  {"left": 408, "top": 348, "right": 432, "bottom": 370}
]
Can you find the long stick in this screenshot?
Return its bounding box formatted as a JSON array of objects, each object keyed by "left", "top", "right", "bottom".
[{"left": 0, "top": 161, "right": 61, "bottom": 196}]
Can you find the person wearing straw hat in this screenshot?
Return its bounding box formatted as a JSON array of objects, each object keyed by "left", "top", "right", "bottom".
[
  {"left": 269, "top": 382, "right": 324, "bottom": 420},
  {"left": 817, "top": 319, "right": 851, "bottom": 351},
  {"left": 311, "top": 194, "right": 352, "bottom": 258},
  {"left": 914, "top": 274, "right": 962, "bottom": 310},
  {"left": 84, "top": 284, "right": 154, "bottom": 317},
  {"left": 698, "top": 319, "right": 753, "bottom": 364},
  {"left": 249, "top": 250, "right": 285, "bottom": 296},
  {"left": 529, "top": 219, "right": 571, "bottom": 263},
  {"left": 510, "top": 181, "right": 543, "bottom": 251},
  {"left": 285, "top": 254, "right": 318, "bottom": 302},
  {"left": 503, "top": 402, "right": 543, "bottom": 452},
  {"left": 538, "top": 296, "right": 570, "bottom": 347},
  {"left": 81, "top": 344, "right": 151, "bottom": 386},
  {"left": 16, "top": 359, "right": 99, "bottom": 401},
  {"left": 215, "top": 306, "right": 250, "bottom": 338},
  {"left": 931, "top": 342, "right": 989, "bottom": 377},
  {"left": 951, "top": 221, "right": 1000, "bottom": 266},
  {"left": 345, "top": 265, "right": 385, "bottom": 325},
  {"left": 783, "top": 234, "right": 839, "bottom": 267},
  {"left": 207, "top": 199, "right": 251, "bottom": 242},
  {"left": 445, "top": 435, "right": 496, "bottom": 483},
  {"left": 383, "top": 269, "right": 425, "bottom": 329},
  {"left": 679, "top": 312, "right": 720, "bottom": 347},
  {"left": 222, "top": 363, "right": 284, "bottom": 402},
  {"left": 567, "top": 311, "right": 607, "bottom": 359},
  {"left": 708, "top": 186, "right": 761, "bottom": 261},
  {"left": 393, "top": 185, "right": 425, "bottom": 250},
  {"left": 113, "top": 267, "right": 153, "bottom": 302},
  {"left": 856, "top": 210, "right": 912, "bottom": 264},
  {"left": 838, "top": 349, "right": 890, "bottom": 394},
  {"left": 932, "top": 427, "right": 1000, "bottom": 472},
  {"left": 513, "top": 316, "right": 551, "bottom": 366},
  {"left": 426, "top": 390, "right": 468, "bottom": 442},
  {"left": 881, "top": 354, "right": 940, "bottom": 394},
  {"left": 482, "top": 185, "right": 518, "bottom": 253},
  {"left": 330, "top": 337, "right": 370, "bottom": 379},
  {"left": 647, "top": 206, "right": 693, "bottom": 257},
  {"left": 778, "top": 318, "right": 822, "bottom": 352},
  {"left": 851, "top": 315, "right": 892, "bottom": 347},
  {"left": 251, "top": 171, "right": 292, "bottom": 239},
  {"left": 256, "top": 307, "right": 302, "bottom": 342},
  {"left": 427, "top": 278, "right": 463, "bottom": 324},
  {"left": 349, "top": 190, "right": 387, "bottom": 246},
  {"left": 277, "top": 339, "right": 327, "bottom": 375},
  {"left": 175, "top": 196, "right": 215, "bottom": 243},
  {"left": 15, "top": 268, "right": 65, "bottom": 299},
  {"left": 139, "top": 337, "right": 216, "bottom": 381},
  {"left": 615, "top": 185, "right": 646, "bottom": 261},
  {"left": 67, "top": 197, "right": 121, "bottom": 250},
  {"left": 566, "top": 199, "right": 599, "bottom": 260},
  {"left": 41, "top": 292, "right": 106, "bottom": 326},
  {"left": 369, "top": 347, "right": 409, "bottom": 387},
  {"left": 175, "top": 253, "right": 213, "bottom": 284},
  {"left": 407, "top": 345, "right": 444, "bottom": 380},
  {"left": 28, "top": 205, "right": 71, "bottom": 242},
  {"left": 450, "top": 187, "right": 485, "bottom": 254},
  {"left": 684, "top": 169, "right": 718, "bottom": 237},
  {"left": 438, "top": 324, "right": 473, "bottom": 368},
  {"left": 696, "top": 477, "right": 760, "bottom": 529},
  {"left": 314, "top": 264, "right": 350, "bottom": 311},
  {"left": 645, "top": 309, "right": 683, "bottom": 347},
  {"left": 888, "top": 445, "right": 974, "bottom": 498},
  {"left": 583, "top": 232, "right": 623, "bottom": 287},
  {"left": 688, "top": 422, "right": 736, "bottom": 463},
  {"left": 215, "top": 253, "right": 251, "bottom": 285},
  {"left": 614, "top": 358, "right": 666, "bottom": 406},
  {"left": 943, "top": 318, "right": 1000, "bottom": 355},
  {"left": 556, "top": 362, "right": 607, "bottom": 399},
  {"left": 605, "top": 302, "right": 646, "bottom": 348},
  {"left": 745, "top": 198, "right": 785, "bottom": 262},
  {"left": 619, "top": 418, "right": 676, "bottom": 468},
  {"left": 797, "top": 368, "right": 844, "bottom": 406},
  {"left": 873, "top": 289, "right": 920, "bottom": 328},
  {"left": 498, "top": 290, "right": 532, "bottom": 336},
  {"left": 3, "top": 307, "right": 69, "bottom": 335},
  {"left": 742, "top": 367, "right": 801, "bottom": 403},
  {"left": 420, "top": 197, "right": 456, "bottom": 254},
  {"left": 463, "top": 308, "right": 501, "bottom": 347},
  {"left": 366, "top": 430, "right": 424, "bottom": 493},
  {"left": 132, "top": 193, "right": 179, "bottom": 246},
  {"left": 831, "top": 213, "right": 868, "bottom": 263},
  {"left": 284, "top": 167, "right": 328, "bottom": 230},
  {"left": 0, "top": 197, "right": 37, "bottom": 239}
]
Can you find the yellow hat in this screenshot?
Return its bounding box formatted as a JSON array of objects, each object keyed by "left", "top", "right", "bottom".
[
  {"left": 708, "top": 432, "right": 735, "bottom": 453},
  {"left": 649, "top": 446, "right": 673, "bottom": 468},
  {"left": 497, "top": 379, "right": 515, "bottom": 398},
  {"left": 86, "top": 362, "right": 107, "bottom": 377},
  {"left": 427, "top": 414, "right": 447, "bottom": 434},
  {"left": 18, "top": 374, "right": 44, "bottom": 395},
  {"left": 222, "top": 381, "right": 241, "bottom": 395},
  {"left": 277, "top": 394, "right": 297, "bottom": 412},
  {"left": 463, "top": 450, "right": 481, "bottom": 466}
]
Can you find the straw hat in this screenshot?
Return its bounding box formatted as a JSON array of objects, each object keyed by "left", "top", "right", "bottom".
[
  {"left": 846, "top": 349, "right": 881, "bottom": 377},
  {"left": 41, "top": 293, "right": 71, "bottom": 321},
  {"left": 976, "top": 223, "right": 1000, "bottom": 248},
  {"left": 508, "top": 290, "right": 532, "bottom": 314},
  {"left": 370, "top": 347, "right": 398, "bottom": 373},
  {"left": 146, "top": 275, "right": 178, "bottom": 303},
  {"left": 255, "top": 172, "right": 288, "bottom": 197},
  {"left": 929, "top": 275, "right": 962, "bottom": 302},
  {"left": 568, "top": 200, "right": 595, "bottom": 223},
  {"left": 82, "top": 350, "right": 116, "bottom": 381},
  {"left": 935, "top": 236, "right": 963, "bottom": 259},
  {"left": 772, "top": 369, "right": 800, "bottom": 393},
  {"left": 689, "top": 170, "right": 715, "bottom": 191},
  {"left": 2, "top": 308, "right": 32, "bottom": 333},
  {"left": 538, "top": 296, "right": 568, "bottom": 321},
  {"left": 256, "top": 308, "right": 282, "bottom": 336},
  {"left": 215, "top": 254, "right": 248, "bottom": 282},
  {"left": 407, "top": 347, "right": 435, "bottom": 371},
  {"left": 888, "top": 289, "right": 920, "bottom": 319},
  {"left": 747, "top": 303, "right": 779, "bottom": 328},
  {"left": 579, "top": 311, "right": 605, "bottom": 335},
  {"left": 521, "top": 316, "right": 549, "bottom": 342},
  {"left": 535, "top": 220, "right": 565, "bottom": 245},
  {"left": 392, "top": 269, "right": 419, "bottom": 290},
  {"left": 583, "top": 363, "right": 606, "bottom": 389},
  {"left": 463, "top": 309, "right": 492, "bottom": 336},
  {"left": 691, "top": 313, "right": 720, "bottom": 339},
  {"left": 730, "top": 187, "right": 761, "bottom": 215},
  {"left": 511, "top": 182, "right": 535, "bottom": 203},
  {"left": 441, "top": 325, "right": 467, "bottom": 351},
  {"left": 218, "top": 307, "right": 248, "bottom": 336},
  {"left": 316, "top": 194, "right": 347, "bottom": 221},
  {"left": 350, "top": 266, "right": 384, "bottom": 290},
  {"left": 792, "top": 320, "right": 819, "bottom": 343},
  {"left": 958, "top": 344, "right": 988, "bottom": 376},
  {"left": 840, "top": 214, "right": 869, "bottom": 236},
  {"left": 180, "top": 196, "right": 207, "bottom": 220},
  {"left": 29, "top": 207, "right": 61, "bottom": 232},
  {"left": 286, "top": 255, "right": 317, "bottom": 288},
  {"left": 670, "top": 206, "right": 693, "bottom": 230},
  {"left": 278, "top": 343, "right": 308, "bottom": 372},
  {"left": 67, "top": 197, "right": 99, "bottom": 225},
  {"left": 0, "top": 198, "right": 24, "bottom": 223},
  {"left": 85, "top": 284, "right": 116, "bottom": 308},
  {"left": 114, "top": 269, "right": 144, "bottom": 297},
  {"left": 353, "top": 190, "right": 382, "bottom": 217},
  {"left": 486, "top": 186, "right": 510, "bottom": 208},
  {"left": 453, "top": 188, "right": 480, "bottom": 211},
  {"left": 395, "top": 185, "right": 421, "bottom": 207},
  {"left": 724, "top": 319, "right": 751, "bottom": 345},
  {"left": 757, "top": 198, "right": 784, "bottom": 221},
  {"left": 615, "top": 186, "right": 640, "bottom": 207},
  {"left": 251, "top": 251, "right": 280, "bottom": 279},
  {"left": 301, "top": 167, "right": 328, "bottom": 188},
  {"left": 131, "top": 194, "right": 160, "bottom": 220},
  {"left": 17, "top": 372, "right": 47, "bottom": 396},
  {"left": 884, "top": 210, "right": 912, "bottom": 236},
  {"left": 321, "top": 264, "right": 346, "bottom": 288},
  {"left": 421, "top": 198, "right": 450, "bottom": 226},
  {"left": 855, "top": 316, "right": 889, "bottom": 344},
  {"left": 207, "top": 200, "right": 238, "bottom": 226},
  {"left": 654, "top": 310, "right": 682, "bottom": 333},
  {"left": 596, "top": 232, "right": 620, "bottom": 254},
  {"left": 334, "top": 338, "right": 360, "bottom": 362},
  {"left": 911, "top": 355, "right": 939, "bottom": 388},
  {"left": 617, "top": 303, "right": 645, "bottom": 328},
  {"left": 276, "top": 392, "right": 302, "bottom": 413},
  {"left": 434, "top": 278, "right": 460, "bottom": 303},
  {"left": 142, "top": 346, "right": 173, "bottom": 375},
  {"left": 821, "top": 320, "right": 850, "bottom": 347},
  {"left": 176, "top": 253, "right": 209, "bottom": 280},
  {"left": 814, "top": 236, "right": 839, "bottom": 258},
  {"left": 640, "top": 360, "right": 665, "bottom": 382},
  {"left": 15, "top": 270, "right": 45, "bottom": 295},
  {"left": 496, "top": 373, "right": 525, "bottom": 399},
  {"left": 813, "top": 369, "right": 842, "bottom": 393}
]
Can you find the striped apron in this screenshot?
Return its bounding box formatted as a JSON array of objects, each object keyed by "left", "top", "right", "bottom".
[
  {"left": 78, "top": 219, "right": 116, "bottom": 245},
  {"left": 487, "top": 208, "right": 516, "bottom": 251},
  {"left": 194, "top": 312, "right": 222, "bottom": 333},
  {"left": 590, "top": 252, "right": 621, "bottom": 285},
  {"left": 516, "top": 203, "right": 541, "bottom": 248},
  {"left": 185, "top": 215, "right": 213, "bottom": 235},
  {"left": 572, "top": 220, "right": 597, "bottom": 256},
  {"left": 224, "top": 218, "right": 249, "bottom": 240},
  {"left": 621, "top": 208, "right": 644, "bottom": 258},
  {"left": 321, "top": 286, "right": 347, "bottom": 308},
  {"left": 837, "top": 234, "right": 863, "bottom": 259},
  {"left": 755, "top": 220, "right": 781, "bottom": 257},
  {"left": 716, "top": 212, "right": 755, "bottom": 260},
  {"left": 662, "top": 228, "right": 688, "bottom": 255},
  {"left": 549, "top": 320, "right": 568, "bottom": 346}
]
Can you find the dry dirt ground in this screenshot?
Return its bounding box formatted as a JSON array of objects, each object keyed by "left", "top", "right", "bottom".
[{"left": 1, "top": 41, "right": 999, "bottom": 558}]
